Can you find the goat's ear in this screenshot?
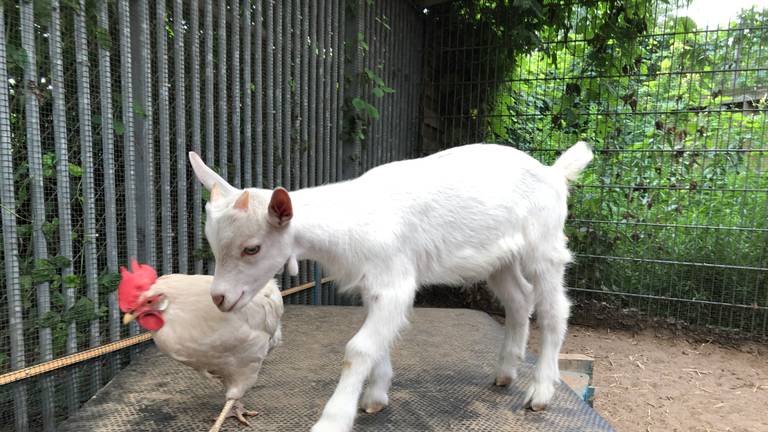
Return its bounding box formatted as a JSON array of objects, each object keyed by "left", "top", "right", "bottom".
[
  {"left": 268, "top": 187, "right": 293, "bottom": 227},
  {"left": 188, "top": 151, "right": 238, "bottom": 197},
  {"left": 210, "top": 183, "right": 222, "bottom": 203},
  {"left": 233, "top": 190, "right": 250, "bottom": 212}
]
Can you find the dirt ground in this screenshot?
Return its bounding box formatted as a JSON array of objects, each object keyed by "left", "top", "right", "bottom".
[{"left": 525, "top": 323, "right": 768, "bottom": 432}]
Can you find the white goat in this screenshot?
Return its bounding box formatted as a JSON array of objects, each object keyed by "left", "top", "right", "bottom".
[{"left": 189, "top": 142, "right": 593, "bottom": 432}]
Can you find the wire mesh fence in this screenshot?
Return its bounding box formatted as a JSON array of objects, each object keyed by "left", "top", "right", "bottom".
[
  {"left": 423, "top": 0, "right": 767, "bottom": 338},
  {"left": 0, "top": 0, "right": 423, "bottom": 430}
]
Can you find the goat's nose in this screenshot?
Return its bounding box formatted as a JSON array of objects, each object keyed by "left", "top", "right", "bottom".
[{"left": 212, "top": 295, "right": 225, "bottom": 307}]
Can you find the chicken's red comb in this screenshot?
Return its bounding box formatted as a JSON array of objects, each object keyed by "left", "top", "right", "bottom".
[{"left": 118, "top": 259, "right": 158, "bottom": 312}]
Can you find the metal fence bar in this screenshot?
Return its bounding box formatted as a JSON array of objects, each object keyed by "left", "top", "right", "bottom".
[
  {"left": 291, "top": 0, "right": 302, "bottom": 292},
  {"left": 323, "top": 0, "right": 332, "bottom": 183},
  {"left": 242, "top": 0, "right": 252, "bottom": 187},
  {"left": 0, "top": 7, "right": 29, "bottom": 430},
  {"left": 300, "top": 0, "right": 310, "bottom": 288},
  {"left": 218, "top": 0, "right": 228, "bottom": 181},
  {"left": 75, "top": 0, "right": 102, "bottom": 390},
  {"left": 232, "top": 0, "right": 242, "bottom": 188},
  {"left": 132, "top": 0, "right": 155, "bottom": 370},
  {"left": 118, "top": 0, "right": 138, "bottom": 263},
  {"left": 265, "top": 0, "right": 275, "bottom": 188},
  {"left": 292, "top": 0, "right": 300, "bottom": 194},
  {"left": 174, "top": 0, "right": 188, "bottom": 273},
  {"left": 157, "top": 0, "right": 173, "bottom": 275},
  {"left": 19, "top": 4, "right": 55, "bottom": 428},
  {"left": 254, "top": 0, "right": 264, "bottom": 188},
  {"left": 203, "top": 0, "right": 215, "bottom": 273},
  {"left": 308, "top": 0, "right": 317, "bottom": 188},
  {"left": 133, "top": 0, "right": 156, "bottom": 270},
  {"left": 48, "top": 0, "right": 78, "bottom": 416},
  {"left": 317, "top": 0, "right": 326, "bottom": 185},
  {"left": 281, "top": 0, "right": 291, "bottom": 189},
  {"left": 96, "top": 0, "right": 121, "bottom": 383},
  {"left": 191, "top": 0, "right": 203, "bottom": 274},
  {"left": 275, "top": 0, "right": 284, "bottom": 190},
  {"left": 275, "top": 0, "right": 288, "bottom": 290},
  {"left": 334, "top": 0, "right": 344, "bottom": 181}
]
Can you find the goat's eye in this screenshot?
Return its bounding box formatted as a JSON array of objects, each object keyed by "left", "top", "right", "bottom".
[{"left": 242, "top": 245, "right": 261, "bottom": 256}]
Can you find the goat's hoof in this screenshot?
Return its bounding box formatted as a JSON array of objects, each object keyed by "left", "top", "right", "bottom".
[
  {"left": 495, "top": 375, "right": 513, "bottom": 386},
  {"left": 524, "top": 382, "right": 554, "bottom": 412},
  {"left": 362, "top": 402, "right": 386, "bottom": 414}
]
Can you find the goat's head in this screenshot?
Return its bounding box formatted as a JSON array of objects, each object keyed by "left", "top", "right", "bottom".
[{"left": 189, "top": 152, "right": 293, "bottom": 312}]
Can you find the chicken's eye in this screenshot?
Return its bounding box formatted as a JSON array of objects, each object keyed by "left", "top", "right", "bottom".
[{"left": 242, "top": 245, "right": 261, "bottom": 256}]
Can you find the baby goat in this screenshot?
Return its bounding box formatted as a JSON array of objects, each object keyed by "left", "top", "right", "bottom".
[{"left": 189, "top": 142, "right": 593, "bottom": 432}]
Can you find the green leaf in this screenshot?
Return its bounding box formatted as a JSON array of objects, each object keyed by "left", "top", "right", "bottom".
[
  {"left": 49, "top": 255, "right": 72, "bottom": 268},
  {"left": 31, "top": 258, "right": 57, "bottom": 285},
  {"left": 52, "top": 291, "right": 67, "bottom": 307},
  {"left": 132, "top": 101, "right": 147, "bottom": 119},
  {"left": 38, "top": 311, "right": 61, "bottom": 328},
  {"left": 366, "top": 104, "right": 380, "bottom": 120},
  {"left": 8, "top": 44, "right": 28, "bottom": 70},
  {"left": 63, "top": 274, "right": 81, "bottom": 291},
  {"left": 352, "top": 97, "right": 368, "bottom": 112},
  {"left": 372, "top": 87, "right": 384, "bottom": 98},
  {"left": 68, "top": 163, "right": 83, "bottom": 177},
  {"left": 114, "top": 120, "right": 126, "bottom": 136},
  {"left": 98, "top": 272, "right": 121, "bottom": 292},
  {"left": 95, "top": 27, "right": 112, "bottom": 51}
]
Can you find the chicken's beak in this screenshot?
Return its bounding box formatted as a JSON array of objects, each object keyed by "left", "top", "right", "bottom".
[{"left": 122, "top": 313, "right": 135, "bottom": 325}]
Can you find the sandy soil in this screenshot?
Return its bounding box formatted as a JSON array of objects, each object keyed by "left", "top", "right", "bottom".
[{"left": 525, "top": 324, "right": 768, "bottom": 432}]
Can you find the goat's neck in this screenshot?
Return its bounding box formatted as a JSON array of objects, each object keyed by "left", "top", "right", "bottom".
[{"left": 289, "top": 183, "right": 360, "bottom": 267}]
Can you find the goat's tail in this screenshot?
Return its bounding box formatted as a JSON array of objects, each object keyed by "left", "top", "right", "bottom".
[{"left": 552, "top": 141, "right": 593, "bottom": 182}]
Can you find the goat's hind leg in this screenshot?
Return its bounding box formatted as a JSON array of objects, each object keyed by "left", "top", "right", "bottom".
[
  {"left": 487, "top": 261, "right": 533, "bottom": 386},
  {"left": 525, "top": 263, "right": 570, "bottom": 411},
  {"left": 360, "top": 352, "right": 393, "bottom": 414}
]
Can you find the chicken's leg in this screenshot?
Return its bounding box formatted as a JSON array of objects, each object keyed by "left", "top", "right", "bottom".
[{"left": 209, "top": 399, "right": 260, "bottom": 432}]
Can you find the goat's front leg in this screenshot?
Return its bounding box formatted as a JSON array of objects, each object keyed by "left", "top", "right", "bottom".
[{"left": 311, "top": 285, "right": 414, "bottom": 432}]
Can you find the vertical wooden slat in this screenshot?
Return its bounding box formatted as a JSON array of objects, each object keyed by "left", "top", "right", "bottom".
[
  {"left": 174, "top": 0, "right": 188, "bottom": 273},
  {"left": 0, "top": 6, "right": 29, "bottom": 430},
  {"left": 75, "top": 0, "right": 102, "bottom": 389},
  {"left": 157, "top": 0, "right": 173, "bottom": 274}
]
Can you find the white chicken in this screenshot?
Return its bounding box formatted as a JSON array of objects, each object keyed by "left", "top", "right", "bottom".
[{"left": 118, "top": 260, "right": 284, "bottom": 432}]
